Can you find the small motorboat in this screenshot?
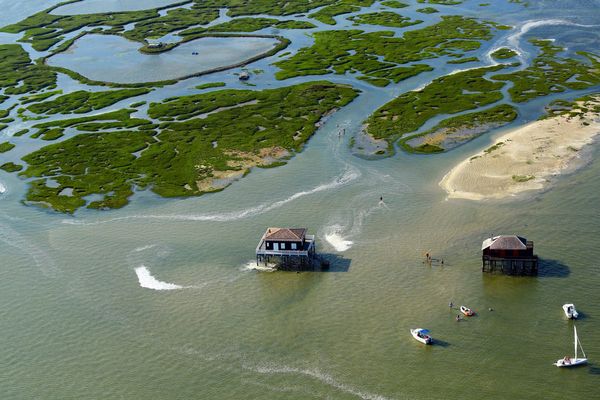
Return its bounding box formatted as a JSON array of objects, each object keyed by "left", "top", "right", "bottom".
[
  {"left": 460, "top": 305, "right": 475, "bottom": 316},
  {"left": 410, "top": 328, "right": 433, "bottom": 345},
  {"left": 554, "top": 326, "right": 587, "bottom": 368},
  {"left": 238, "top": 71, "right": 250, "bottom": 81},
  {"left": 562, "top": 303, "right": 579, "bottom": 319}
]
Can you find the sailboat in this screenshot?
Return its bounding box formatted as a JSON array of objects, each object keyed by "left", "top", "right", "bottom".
[{"left": 554, "top": 326, "right": 587, "bottom": 367}]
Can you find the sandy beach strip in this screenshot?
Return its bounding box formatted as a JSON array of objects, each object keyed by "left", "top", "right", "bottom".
[{"left": 440, "top": 97, "right": 600, "bottom": 200}]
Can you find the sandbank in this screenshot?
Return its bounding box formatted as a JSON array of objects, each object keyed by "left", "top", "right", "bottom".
[{"left": 440, "top": 97, "right": 600, "bottom": 200}]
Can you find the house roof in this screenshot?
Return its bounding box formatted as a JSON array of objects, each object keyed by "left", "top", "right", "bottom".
[
  {"left": 481, "top": 235, "right": 528, "bottom": 251},
  {"left": 264, "top": 227, "right": 306, "bottom": 241}
]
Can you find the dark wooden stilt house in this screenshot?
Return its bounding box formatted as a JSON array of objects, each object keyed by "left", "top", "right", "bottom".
[{"left": 482, "top": 235, "right": 538, "bottom": 275}]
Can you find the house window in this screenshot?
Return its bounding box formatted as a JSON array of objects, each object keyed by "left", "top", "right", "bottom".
[
  {"left": 291, "top": 243, "right": 297, "bottom": 250},
  {"left": 281, "top": 243, "right": 285, "bottom": 250}
]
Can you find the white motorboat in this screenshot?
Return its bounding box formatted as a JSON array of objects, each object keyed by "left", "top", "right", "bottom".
[
  {"left": 410, "top": 328, "right": 432, "bottom": 345},
  {"left": 562, "top": 303, "right": 579, "bottom": 319},
  {"left": 554, "top": 326, "right": 587, "bottom": 368},
  {"left": 460, "top": 305, "right": 475, "bottom": 316}
]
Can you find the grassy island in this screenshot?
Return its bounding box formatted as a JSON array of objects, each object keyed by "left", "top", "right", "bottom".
[
  {"left": 26, "top": 109, "right": 155, "bottom": 141},
  {"left": 1, "top": 162, "right": 23, "bottom": 172},
  {"left": 417, "top": 0, "right": 462, "bottom": 4},
  {"left": 0, "top": 141, "right": 15, "bottom": 153},
  {"left": 365, "top": 65, "right": 506, "bottom": 142},
  {"left": 2, "top": 0, "right": 377, "bottom": 54},
  {"left": 493, "top": 40, "right": 600, "bottom": 102},
  {"left": 447, "top": 56, "right": 479, "bottom": 64},
  {"left": 308, "top": 1, "right": 375, "bottom": 25},
  {"left": 399, "top": 104, "right": 518, "bottom": 153},
  {"left": 274, "top": 16, "right": 500, "bottom": 86},
  {"left": 490, "top": 47, "right": 518, "bottom": 60},
  {"left": 381, "top": 1, "right": 409, "bottom": 8},
  {"left": 20, "top": 82, "right": 358, "bottom": 213},
  {"left": 362, "top": 39, "right": 600, "bottom": 154},
  {"left": 0, "top": 45, "right": 57, "bottom": 95},
  {"left": 416, "top": 7, "right": 438, "bottom": 13},
  {"left": 26, "top": 88, "right": 152, "bottom": 115},
  {"left": 1, "top": 2, "right": 219, "bottom": 52},
  {"left": 348, "top": 12, "right": 422, "bottom": 28}
]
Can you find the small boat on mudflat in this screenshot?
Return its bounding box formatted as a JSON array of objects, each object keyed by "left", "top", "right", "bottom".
[
  {"left": 460, "top": 305, "right": 475, "bottom": 316},
  {"left": 410, "top": 328, "right": 433, "bottom": 345},
  {"left": 554, "top": 326, "right": 587, "bottom": 368},
  {"left": 562, "top": 303, "right": 579, "bottom": 319}
]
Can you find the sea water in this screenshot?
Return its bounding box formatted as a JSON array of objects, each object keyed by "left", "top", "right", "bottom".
[{"left": 1, "top": 1, "right": 600, "bottom": 398}]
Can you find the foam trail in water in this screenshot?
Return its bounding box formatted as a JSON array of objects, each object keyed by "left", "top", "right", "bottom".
[
  {"left": 246, "top": 364, "right": 391, "bottom": 400},
  {"left": 134, "top": 244, "right": 157, "bottom": 252},
  {"left": 241, "top": 260, "right": 277, "bottom": 272},
  {"left": 324, "top": 224, "right": 354, "bottom": 252},
  {"left": 135, "top": 265, "right": 183, "bottom": 290},
  {"left": 0, "top": 181, "right": 6, "bottom": 195},
  {"left": 62, "top": 167, "right": 360, "bottom": 226}
]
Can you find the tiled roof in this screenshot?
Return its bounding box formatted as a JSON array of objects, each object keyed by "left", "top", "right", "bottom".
[
  {"left": 482, "top": 235, "right": 527, "bottom": 250},
  {"left": 264, "top": 227, "right": 306, "bottom": 241}
]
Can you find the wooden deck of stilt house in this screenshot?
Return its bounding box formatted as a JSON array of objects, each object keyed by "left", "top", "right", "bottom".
[
  {"left": 256, "top": 227, "right": 316, "bottom": 269},
  {"left": 481, "top": 235, "right": 538, "bottom": 275}
]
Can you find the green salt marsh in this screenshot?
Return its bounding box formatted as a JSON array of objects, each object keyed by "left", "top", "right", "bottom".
[
  {"left": 20, "top": 82, "right": 358, "bottom": 212},
  {"left": 275, "top": 16, "right": 498, "bottom": 85},
  {"left": 1, "top": 1, "right": 600, "bottom": 400},
  {"left": 26, "top": 88, "right": 151, "bottom": 115},
  {"left": 365, "top": 65, "right": 506, "bottom": 141},
  {"left": 347, "top": 12, "right": 422, "bottom": 28},
  {"left": 493, "top": 39, "right": 600, "bottom": 102},
  {"left": 400, "top": 104, "right": 518, "bottom": 153}
]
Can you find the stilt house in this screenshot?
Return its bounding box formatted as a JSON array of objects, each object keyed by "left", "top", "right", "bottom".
[
  {"left": 256, "top": 227, "right": 316, "bottom": 268},
  {"left": 482, "top": 235, "right": 538, "bottom": 275}
]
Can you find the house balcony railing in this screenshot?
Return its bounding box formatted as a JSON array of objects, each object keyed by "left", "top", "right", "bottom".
[{"left": 256, "top": 235, "right": 315, "bottom": 256}]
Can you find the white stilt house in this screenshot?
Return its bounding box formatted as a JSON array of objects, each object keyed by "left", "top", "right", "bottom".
[{"left": 256, "top": 227, "right": 316, "bottom": 268}]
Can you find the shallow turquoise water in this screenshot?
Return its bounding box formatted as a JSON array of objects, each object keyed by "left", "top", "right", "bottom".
[{"left": 1, "top": 1, "right": 600, "bottom": 399}]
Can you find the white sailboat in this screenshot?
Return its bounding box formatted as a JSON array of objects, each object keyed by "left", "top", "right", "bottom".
[{"left": 554, "top": 326, "right": 587, "bottom": 368}]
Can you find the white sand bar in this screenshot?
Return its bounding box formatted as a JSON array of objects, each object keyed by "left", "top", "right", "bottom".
[{"left": 440, "top": 97, "right": 600, "bottom": 200}]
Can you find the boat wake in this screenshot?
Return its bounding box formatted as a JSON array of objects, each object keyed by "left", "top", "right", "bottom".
[
  {"left": 0, "top": 181, "right": 6, "bottom": 195},
  {"left": 135, "top": 265, "right": 184, "bottom": 291},
  {"left": 134, "top": 244, "right": 158, "bottom": 252},
  {"left": 61, "top": 167, "right": 360, "bottom": 226},
  {"left": 245, "top": 363, "right": 391, "bottom": 400},
  {"left": 322, "top": 189, "right": 391, "bottom": 252},
  {"left": 324, "top": 225, "right": 354, "bottom": 252}
]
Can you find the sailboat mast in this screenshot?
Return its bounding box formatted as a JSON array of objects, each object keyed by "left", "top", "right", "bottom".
[{"left": 574, "top": 326, "right": 578, "bottom": 359}]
